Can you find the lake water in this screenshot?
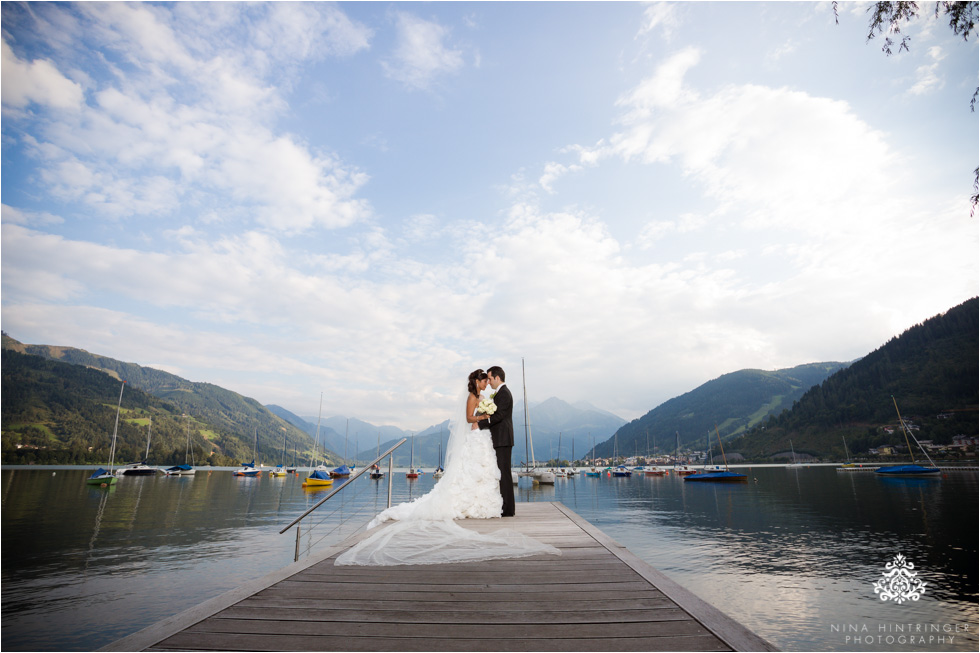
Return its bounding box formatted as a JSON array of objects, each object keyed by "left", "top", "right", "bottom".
[{"left": 2, "top": 464, "right": 977, "bottom": 652}]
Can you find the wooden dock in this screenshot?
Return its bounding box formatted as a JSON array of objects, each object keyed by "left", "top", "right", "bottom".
[{"left": 103, "top": 502, "right": 776, "bottom": 652}]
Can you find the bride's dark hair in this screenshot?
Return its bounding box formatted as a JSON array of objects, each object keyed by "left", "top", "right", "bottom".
[{"left": 467, "top": 369, "right": 488, "bottom": 396}]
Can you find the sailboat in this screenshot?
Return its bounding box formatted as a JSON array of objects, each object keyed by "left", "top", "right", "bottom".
[
  {"left": 520, "top": 359, "right": 554, "bottom": 485},
  {"left": 433, "top": 436, "right": 445, "bottom": 478},
  {"left": 119, "top": 418, "right": 159, "bottom": 475},
  {"left": 585, "top": 434, "right": 601, "bottom": 477},
  {"left": 685, "top": 426, "right": 746, "bottom": 482},
  {"left": 271, "top": 428, "right": 287, "bottom": 476},
  {"left": 330, "top": 420, "right": 353, "bottom": 478},
  {"left": 370, "top": 432, "right": 385, "bottom": 479},
  {"left": 406, "top": 433, "right": 419, "bottom": 478},
  {"left": 836, "top": 436, "right": 872, "bottom": 471},
  {"left": 304, "top": 393, "right": 333, "bottom": 488},
  {"left": 165, "top": 416, "right": 196, "bottom": 476},
  {"left": 876, "top": 397, "right": 941, "bottom": 477},
  {"left": 87, "top": 381, "right": 124, "bottom": 486},
  {"left": 611, "top": 434, "right": 631, "bottom": 477},
  {"left": 672, "top": 431, "right": 696, "bottom": 476},
  {"left": 233, "top": 428, "right": 261, "bottom": 476}
]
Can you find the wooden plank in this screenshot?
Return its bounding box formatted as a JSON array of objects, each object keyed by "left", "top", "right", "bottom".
[
  {"left": 149, "top": 632, "right": 730, "bottom": 652},
  {"left": 215, "top": 605, "right": 690, "bottom": 624},
  {"left": 230, "top": 596, "right": 677, "bottom": 612},
  {"left": 252, "top": 586, "right": 665, "bottom": 603},
  {"left": 297, "top": 568, "right": 643, "bottom": 584},
  {"left": 179, "top": 617, "right": 711, "bottom": 638}
]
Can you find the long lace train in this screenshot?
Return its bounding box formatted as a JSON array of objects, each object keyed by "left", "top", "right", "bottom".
[{"left": 335, "top": 519, "right": 560, "bottom": 566}]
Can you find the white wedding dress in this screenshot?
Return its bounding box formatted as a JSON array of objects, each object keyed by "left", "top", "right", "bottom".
[{"left": 334, "top": 391, "right": 560, "bottom": 566}]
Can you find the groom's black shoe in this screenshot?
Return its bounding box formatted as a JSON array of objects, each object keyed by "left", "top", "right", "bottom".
[{"left": 502, "top": 512, "right": 515, "bottom": 517}]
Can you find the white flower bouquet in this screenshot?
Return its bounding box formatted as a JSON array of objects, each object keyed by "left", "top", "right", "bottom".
[{"left": 477, "top": 398, "right": 497, "bottom": 416}]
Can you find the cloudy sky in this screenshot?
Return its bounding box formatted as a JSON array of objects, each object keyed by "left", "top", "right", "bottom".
[{"left": 2, "top": 1, "right": 977, "bottom": 429}]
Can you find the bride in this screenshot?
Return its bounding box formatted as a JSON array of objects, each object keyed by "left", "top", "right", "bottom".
[{"left": 335, "top": 369, "right": 560, "bottom": 566}]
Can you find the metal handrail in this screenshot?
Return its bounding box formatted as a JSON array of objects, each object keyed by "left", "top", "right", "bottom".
[{"left": 279, "top": 438, "right": 407, "bottom": 559}]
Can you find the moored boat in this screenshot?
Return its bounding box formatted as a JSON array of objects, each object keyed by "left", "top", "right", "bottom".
[
  {"left": 875, "top": 464, "right": 941, "bottom": 477},
  {"left": 684, "top": 426, "right": 747, "bottom": 483},
  {"left": 612, "top": 465, "right": 632, "bottom": 477},
  {"left": 875, "top": 397, "right": 941, "bottom": 479},
  {"left": 685, "top": 470, "right": 748, "bottom": 482},
  {"left": 86, "top": 381, "right": 124, "bottom": 486},
  {"left": 118, "top": 462, "right": 159, "bottom": 476},
  {"left": 86, "top": 467, "right": 117, "bottom": 486},
  {"left": 303, "top": 468, "right": 334, "bottom": 487},
  {"left": 233, "top": 461, "right": 261, "bottom": 477}
]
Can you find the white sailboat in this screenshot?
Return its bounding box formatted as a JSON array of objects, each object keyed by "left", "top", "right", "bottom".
[
  {"left": 271, "top": 428, "right": 288, "bottom": 476},
  {"left": 165, "top": 416, "right": 196, "bottom": 475},
  {"left": 87, "top": 381, "right": 124, "bottom": 486},
  {"left": 120, "top": 418, "right": 160, "bottom": 475},
  {"left": 406, "top": 433, "right": 419, "bottom": 478},
  {"left": 520, "top": 359, "right": 554, "bottom": 486}
]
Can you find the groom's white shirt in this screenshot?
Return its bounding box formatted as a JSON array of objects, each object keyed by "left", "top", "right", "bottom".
[{"left": 492, "top": 382, "right": 506, "bottom": 397}]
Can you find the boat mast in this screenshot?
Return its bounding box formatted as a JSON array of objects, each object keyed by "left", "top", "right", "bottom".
[
  {"left": 892, "top": 396, "right": 938, "bottom": 468},
  {"left": 311, "top": 393, "right": 323, "bottom": 469},
  {"left": 714, "top": 425, "right": 731, "bottom": 470},
  {"left": 108, "top": 381, "right": 124, "bottom": 474},
  {"left": 522, "top": 358, "right": 535, "bottom": 470},
  {"left": 144, "top": 417, "right": 152, "bottom": 462}
]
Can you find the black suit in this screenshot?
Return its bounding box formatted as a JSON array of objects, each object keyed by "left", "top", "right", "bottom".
[{"left": 479, "top": 384, "right": 515, "bottom": 516}]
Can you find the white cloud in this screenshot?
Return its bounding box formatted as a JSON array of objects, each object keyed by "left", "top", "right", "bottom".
[
  {"left": 3, "top": 3, "right": 372, "bottom": 231},
  {"left": 1, "top": 39, "right": 84, "bottom": 110},
  {"left": 637, "top": 2, "right": 680, "bottom": 40},
  {"left": 383, "top": 12, "right": 465, "bottom": 90},
  {"left": 909, "top": 45, "right": 946, "bottom": 95}
]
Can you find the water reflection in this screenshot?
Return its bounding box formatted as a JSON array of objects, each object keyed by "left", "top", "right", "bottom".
[{"left": 1, "top": 466, "right": 976, "bottom": 652}]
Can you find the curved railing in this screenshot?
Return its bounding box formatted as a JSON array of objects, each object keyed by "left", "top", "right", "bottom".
[{"left": 279, "top": 438, "right": 406, "bottom": 561}]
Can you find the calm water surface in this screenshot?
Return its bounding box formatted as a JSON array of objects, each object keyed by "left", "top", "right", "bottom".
[{"left": 2, "top": 465, "right": 977, "bottom": 651}]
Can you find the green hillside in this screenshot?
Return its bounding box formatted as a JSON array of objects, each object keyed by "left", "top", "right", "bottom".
[
  {"left": 1, "top": 338, "right": 333, "bottom": 467},
  {"left": 597, "top": 362, "right": 848, "bottom": 459},
  {"left": 726, "top": 297, "right": 978, "bottom": 461}
]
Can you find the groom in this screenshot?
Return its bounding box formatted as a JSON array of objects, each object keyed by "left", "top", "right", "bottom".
[{"left": 479, "top": 365, "right": 515, "bottom": 517}]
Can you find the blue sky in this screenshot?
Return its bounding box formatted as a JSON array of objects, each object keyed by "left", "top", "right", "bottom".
[{"left": 2, "top": 1, "right": 977, "bottom": 429}]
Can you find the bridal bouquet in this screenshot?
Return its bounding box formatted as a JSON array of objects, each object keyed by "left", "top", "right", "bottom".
[{"left": 477, "top": 398, "right": 497, "bottom": 415}]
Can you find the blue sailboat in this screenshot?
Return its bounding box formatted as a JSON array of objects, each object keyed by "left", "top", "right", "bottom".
[
  {"left": 685, "top": 426, "right": 746, "bottom": 483},
  {"left": 876, "top": 397, "right": 941, "bottom": 478}
]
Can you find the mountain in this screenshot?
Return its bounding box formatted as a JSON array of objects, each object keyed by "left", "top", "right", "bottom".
[
  {"left": 726, "top": 297, "right": 978, "bottom": 460},
  {"left": 596, "top": 362, "right": 849, "bottom": 460},
  {"left": 1, "top": 335, "right": 334, "bottom": 466},
  {"left": 359, "top": 396, "right": 626, "bottom": 467},
  {"left": 266, "top": 404, "right": 345, "bottom": 462}
]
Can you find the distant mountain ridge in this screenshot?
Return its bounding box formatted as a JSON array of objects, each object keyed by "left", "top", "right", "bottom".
[
  {"left": 596, "top": 362, "right": 849, "bottom": 459},
  {"left": 2, "top": 334, "right": 332, "bottom": 466}
]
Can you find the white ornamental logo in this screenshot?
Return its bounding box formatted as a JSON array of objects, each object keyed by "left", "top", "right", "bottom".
[{"left": 873, "top": 554, "right": 927, "bottom": 604}]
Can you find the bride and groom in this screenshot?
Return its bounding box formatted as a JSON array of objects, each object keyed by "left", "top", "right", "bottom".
[{"left": 335, "top": 366, "right": 558, "bottom": 566}]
